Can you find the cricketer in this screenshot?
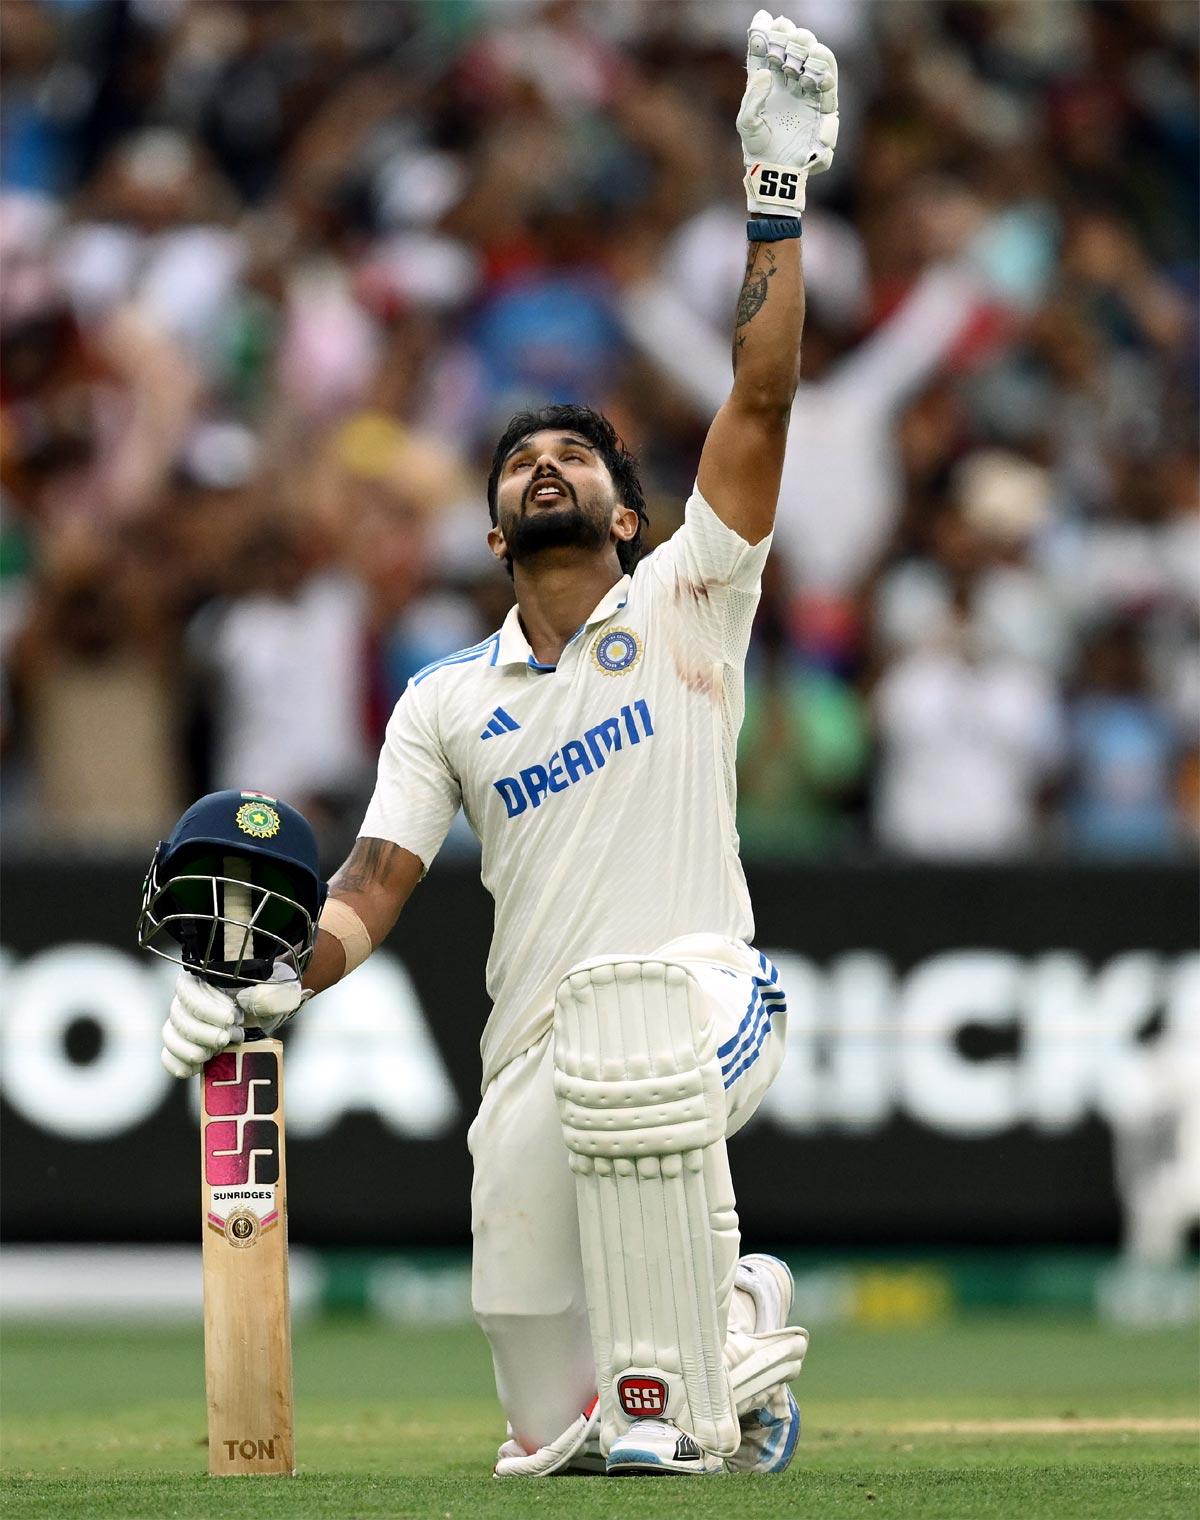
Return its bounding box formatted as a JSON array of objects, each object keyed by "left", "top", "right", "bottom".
[{"left": 158, "top": 11, "right": 838, "bottom": 1478}]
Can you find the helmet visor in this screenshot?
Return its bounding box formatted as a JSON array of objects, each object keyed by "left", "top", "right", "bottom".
[{"left": 137, "top": 848, "right": 318, "bottom": 988}]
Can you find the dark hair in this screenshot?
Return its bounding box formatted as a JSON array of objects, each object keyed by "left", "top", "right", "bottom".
[{"left": 486, "top": 403, "right": 649, "bottom": 575}]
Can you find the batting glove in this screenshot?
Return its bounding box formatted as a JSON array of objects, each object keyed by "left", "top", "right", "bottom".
[
  {"left": 161, "top": 971, "right": 243, "bottom": 1079},
  {"left": 235, "top": 960, "right": 311, "bottom": 1038},
  {"left": 737, "top": 11, "right": 838, "bottom": 216},
  {"left": 161, "top": 965, "right": 310, "bottom": 1079}
]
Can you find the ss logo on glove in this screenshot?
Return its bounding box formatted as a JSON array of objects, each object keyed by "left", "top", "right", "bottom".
[{"left": 757, "top": 168, "right": 799, "bottom": 201}]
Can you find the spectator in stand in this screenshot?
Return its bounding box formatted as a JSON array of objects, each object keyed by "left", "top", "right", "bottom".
[
  {"left": 871, "top": 466, "right": 1066, "bottom": 858},
  {"left": 736, "top": 553, "right": 869, "bottom": 859},
  {"left": 0, "top": 0, "right": 1194, "bottom": 863},
  {"left": 7, "top": 517, "right": 180, "bottom": 845},
  {"left": 1064, "top": 619, "right": 1184, "bottom": 858},
  {"left": 185, "top": 501, "right": 371, "bottom": 830},
  {"left": 316, "top": 413, "right": 485, "bottom": 735}
]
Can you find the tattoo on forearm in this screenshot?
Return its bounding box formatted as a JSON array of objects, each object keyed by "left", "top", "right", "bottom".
[
  {"left": 330, "top": 837, "right": 399, "bottom": 896},
  {"left": 735, "top": 245, "right": 777, "bottom": 327},
  {"left": 733, "top": 244, "right": 776, "bottom": 368}
]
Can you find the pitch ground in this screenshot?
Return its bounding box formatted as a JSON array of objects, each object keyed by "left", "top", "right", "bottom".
[{"left": 2, "top": 1314, "right": 1195, "bottom": 1518}]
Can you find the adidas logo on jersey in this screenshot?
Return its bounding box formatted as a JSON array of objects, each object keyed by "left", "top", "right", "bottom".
[{"left": 479, "top": 707, "right": 521, "bottom": 741}]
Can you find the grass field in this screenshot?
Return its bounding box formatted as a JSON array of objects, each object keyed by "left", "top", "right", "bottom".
[{"left": 2, "top": 1313, "right": 1196, "bottom": 1519}]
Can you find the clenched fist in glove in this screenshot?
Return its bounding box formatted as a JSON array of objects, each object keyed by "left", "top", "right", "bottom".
[
  {"left": 160, "top": 963, "right": 311, "bottom": 1079},
  {"left": 738, "top": 11, "right": 838, "bottom": 216}
]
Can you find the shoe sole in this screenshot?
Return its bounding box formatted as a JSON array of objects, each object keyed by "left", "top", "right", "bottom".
[{"left": 606, "top": 1457, "right": 718, "bottom": 1477}]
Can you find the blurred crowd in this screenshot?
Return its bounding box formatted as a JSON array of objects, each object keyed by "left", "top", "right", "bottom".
[{"left": 2, "top": 0, "right": 1197, "bottom": 862}]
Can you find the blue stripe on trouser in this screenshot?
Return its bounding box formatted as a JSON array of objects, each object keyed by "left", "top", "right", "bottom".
[
  {"left": 717, "top": 981, "right": 761, "bottom": 1060},
  {"left": 718, "top": 961, "right": 782, "bottom": 1061},
  {"left": 721, "top": 975, "right": 783, "bottom": 1062},
  {"left": 723, "top": 1022, "right": 773, "bottom": 1087},
  {"left": 722, "top": 963, "right": 787, "bottom": 1090},
  {"left": 720, "top": 1000, "right": 771, "bottom": 1079},
  {"left": 719, "top": 989, "right": 766, "bottom": 1074}
]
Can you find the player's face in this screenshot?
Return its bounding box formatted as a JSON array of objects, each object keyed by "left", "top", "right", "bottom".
[{"left": 490, "top": 432, "right": 636, "bottom": 568}]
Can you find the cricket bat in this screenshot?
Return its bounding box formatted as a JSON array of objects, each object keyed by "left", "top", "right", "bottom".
[{"left": 201, "top": 1036, "right": 295, "bottom": 1475}]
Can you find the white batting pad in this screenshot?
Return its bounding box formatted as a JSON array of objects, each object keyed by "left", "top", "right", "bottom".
[{"left": 554, "top": 959, "right": 741, "bottom": 1457}]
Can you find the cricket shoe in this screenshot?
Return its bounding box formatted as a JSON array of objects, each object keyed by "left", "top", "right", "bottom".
[
  {"left": 736, "top": 1252, "right": 795, "bottom": 1333},
  {"left": 606, "top": 1418, "right": 723, "bottom": 1476},
  {"left": 728, "top": 1253, "right": 803, "bottom": 1474}
]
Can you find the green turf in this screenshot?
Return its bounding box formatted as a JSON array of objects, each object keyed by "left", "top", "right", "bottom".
[{"left": 2, "top": 1315, "right": 1196, "bottom": 1518}]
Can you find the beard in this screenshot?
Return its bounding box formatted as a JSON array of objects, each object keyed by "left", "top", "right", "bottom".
[{"left": 504, "top": 494, "right": 610, "bottom": 564}]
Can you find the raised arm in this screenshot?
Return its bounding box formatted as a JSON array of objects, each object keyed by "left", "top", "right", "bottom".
[
  {"left": 696, "top": 12, "right": 838, "bottom": 545},
  {"left": 697, "top": 237, "right": 805, "bottom": 545}
]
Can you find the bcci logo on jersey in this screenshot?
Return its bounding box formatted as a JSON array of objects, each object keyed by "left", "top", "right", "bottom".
[{"left": 591, "top": 627, "right": 641, "bottom": 675}]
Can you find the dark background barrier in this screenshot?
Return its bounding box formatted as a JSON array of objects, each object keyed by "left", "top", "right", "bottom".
[{"left": 2, "top": 858, "right": 1195, "bottom": 1249}]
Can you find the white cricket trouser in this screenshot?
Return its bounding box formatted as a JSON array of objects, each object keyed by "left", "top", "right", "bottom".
[{"left": 467, "top": 934, "right": 788, "bottom": 1453}]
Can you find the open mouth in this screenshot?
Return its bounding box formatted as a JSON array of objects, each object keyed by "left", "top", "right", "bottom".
[{"left": 525, "top": 478, "right": 572, "bottom": 509}]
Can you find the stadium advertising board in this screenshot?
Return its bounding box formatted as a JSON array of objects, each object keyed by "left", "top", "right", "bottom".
[{"left": 2, "top": 859, "right": 1195, "bottom": 1249}]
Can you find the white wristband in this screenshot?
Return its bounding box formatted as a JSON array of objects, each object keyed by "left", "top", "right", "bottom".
[{"left": 318, "top": 897, "right": 374, "bottom": 976}]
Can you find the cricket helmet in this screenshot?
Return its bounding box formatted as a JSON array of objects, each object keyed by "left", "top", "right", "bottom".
[{"left": 137, "top": 790, "right": 327, "bottom": 987}]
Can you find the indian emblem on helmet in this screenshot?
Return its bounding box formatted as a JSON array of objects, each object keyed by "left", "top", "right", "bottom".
[
  {"left": 137, "top": 790, "right": 326, "bottom": 989},
  {"left": 236, "top": 802, "right": 281, "bottom": 839}
]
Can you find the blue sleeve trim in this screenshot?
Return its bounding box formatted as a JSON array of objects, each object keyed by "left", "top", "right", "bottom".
[
  {"left": 413, "top": 632, "right": 501, "bottom": 685},
  {"left": 413, "top": 646, "right": 488, "bottom": 685}
]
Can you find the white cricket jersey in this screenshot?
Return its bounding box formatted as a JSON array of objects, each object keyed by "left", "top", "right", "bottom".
[{"left": 359, "top": 485, "right": 771, "bottom": 1090}]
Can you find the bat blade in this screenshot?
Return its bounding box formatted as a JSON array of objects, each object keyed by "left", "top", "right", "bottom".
[{"left": 200, "top": 1037, "right": 295, "bottom": 1477}]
